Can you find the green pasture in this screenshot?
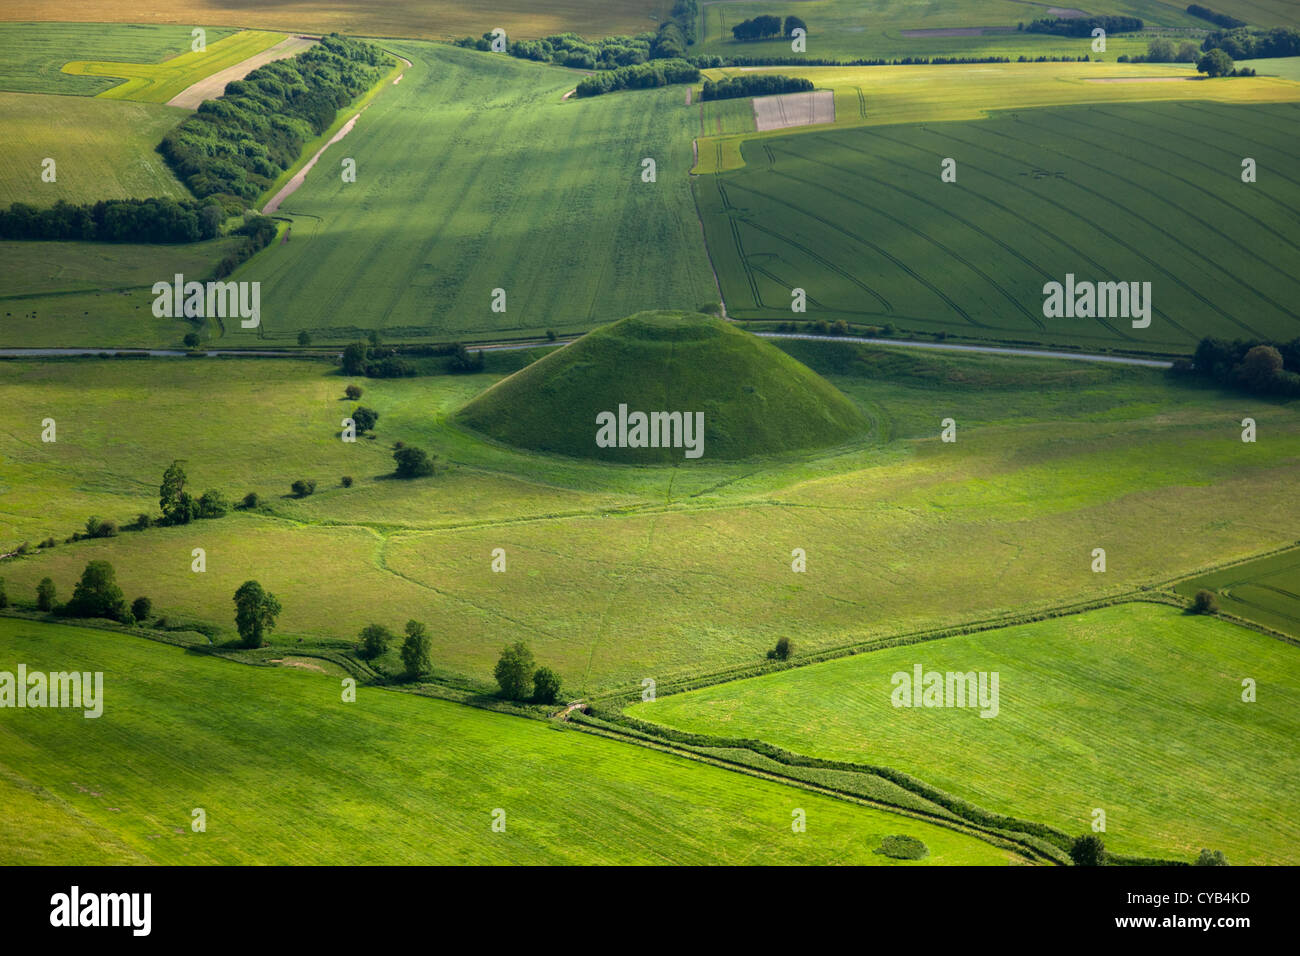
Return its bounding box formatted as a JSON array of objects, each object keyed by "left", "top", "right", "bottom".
[
  {"left": 0, "top": 617, "right": 1015, "bottom": 864},
  {"left": 630, "top": 602, "right": 1300, "bottom": 863}
]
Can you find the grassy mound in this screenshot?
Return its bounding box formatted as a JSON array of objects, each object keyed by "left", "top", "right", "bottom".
[
  {"left": 875, "top": 835, "right": 930, "bottom": 860},
  {"left": 457, "top": 311, "right": 867, "bottom": 462}
]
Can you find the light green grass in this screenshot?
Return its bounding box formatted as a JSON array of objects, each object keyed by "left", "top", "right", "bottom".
[
  {"left": 0, "top": 92, "right": 189, "bottom": 207},
  {"left": 0, "top": 22, "right": 236, "bottom": 96},
  {"left": 1, "top": 350, "right": 1296, "bottom": 693},
  {"left": 0, "top": 617, "right": 1015, "bottom": 864},
  {"left": 62, "top": 29, "right": 285, "bottom": 104},
  {"left": 698, "top": 100, "right": 1300, "bottom": 352},
  {"left": 630, "top": 602, "right": 1300, "bottom": 863},
  {"left": 1176, "top": 546, "right": 1300, "bottom": 638},
  {"left": 458, "top": 311, "right": 868, "bottom": 460},
  {"left": 223, "top": 40, "right": 717, "bottom": 346}
]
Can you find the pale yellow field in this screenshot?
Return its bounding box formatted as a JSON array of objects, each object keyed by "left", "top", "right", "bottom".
[
  {"left": 695, "top": 61, "right": 1300, "bottom": 172},
  {"left": 61, "top": 29, "right": 285, "bottom": 104}
]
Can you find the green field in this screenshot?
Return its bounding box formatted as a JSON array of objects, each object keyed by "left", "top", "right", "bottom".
[
  {"left": 1176, "top": 547, "right": 1300, "bottom": 638},
  {"left": 62, "top": 29, "right": 285, "bottom": 104},
  {"left": 629, "top": 603, "right": 1300, "bottom": 863},
  {"left": 698, "top": 100, "right": 1300, "bottom": 352},
  {"left": 1, "top": 345, "right": 1296, "bottom": 693},
  {"left": 0, "top": 92, "right": 189, "bottom": 207},
  {"left": 0, "top": 22, "right": 236, "bottom": 95},
  {"left": 0, "top": 617, "right": 1015, "bottom": 864},
  {"left": 0, "top": 237, "right": 241, "bottom": 298},
  {"left": 218, "top": 41, "right": 716, "bottom": 345}
]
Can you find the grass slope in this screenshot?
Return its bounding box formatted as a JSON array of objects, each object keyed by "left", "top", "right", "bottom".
[
  {"left": 630, "top": 603, "right": 1300, "bottom": 863},
  {"left": 224, "top": 41, "right": 716, "bottom": 346},
  {"left": 62, "top": 29, "right": 285, "bottom": 104},
  {"left": 1176, "top": 546, "right": 1300, "bottom": 638},
  {"left": 698, "top": 101, "right": 1300, "bottom": 351},
  {"left": 0, "top": 22, "right": 236, "bottom": 96},
  {"left": 0, "top": 351, "right": 1296, "bottom": 692},
  {"left": 0, "top": 618, "right": 1014, "bottom": 864},
  {"left": 0, "top": 92, "right": 189, "bottom": 207},
  {"left": 457, "top": 311, "right": 868, "bottom": 461}
]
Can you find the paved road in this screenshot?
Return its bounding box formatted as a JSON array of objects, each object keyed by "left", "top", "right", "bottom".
[{"left": 0, "top": 336, "right": 1174, "bottom": 368}]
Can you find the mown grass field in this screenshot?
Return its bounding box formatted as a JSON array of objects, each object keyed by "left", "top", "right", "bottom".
[
  {"left": 62, "top": 29, "right": 285, "bottom": 104},
  {"left": 0, "top": 93, "right": 189, "bottom": 207},
  {"left": 693, "top": 61, "right": 1300, "bottom": 172},
  {"left": 0, "top": 237, "right": 241, "bottom": 299},
  {"left": 698, "top": 100, "right": 1300, "bottom": 352},
  {"left": 0, "top": 617, "right": 1015, "bottom": 864},
  {"left": 222, "top": 41, "right": 716, "bottom": 346},
  {"left": 1176, "top": 547, "right": 1300, "bottom": 638},
  {"left": 1, "top": 346, "right": 1296, "bottom": 692},
  {"left": 0, "top": 2, "right": 668, "bottom": 43},
  {"left": 629, "top": 603, "right": 1300, "bottom": 863},
  {"left": 0, "top": 22, "right": 235, "bottom": 95}
]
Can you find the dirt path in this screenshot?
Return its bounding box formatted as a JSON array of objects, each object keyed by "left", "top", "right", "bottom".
[
  {"left": 553, "top": 700, "right": 587, "bottom": 720},
  {"left": 261, "top": 53, "right": 411, "bottom": 215},
  {"left": 166, "top": 35, "right": 318, "bottom": 109}
]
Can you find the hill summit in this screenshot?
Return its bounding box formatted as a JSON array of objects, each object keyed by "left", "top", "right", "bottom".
[{"left": 456, "top": 311, "right": 867, "bottom": 462}]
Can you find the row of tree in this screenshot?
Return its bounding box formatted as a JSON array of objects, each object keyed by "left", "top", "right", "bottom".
[
  {"left": 494, "top": 641, "right": 562, "bottom": 705},
  {"left": 1179, "top": 338, "right": 1300, "bottom": 396},
  {"left": 731, "top": 15, "right": 805, "bottom": 42},
  {"left": 700, "top": 74, "right": 814, "bottom": 101},
  {"left": 1187, "top": 5, "right": 1247, "bottom": 30},
  {"left": 1025, "top": 15, "right": 1143, "bottom": 37},
  {"left": 0, "top": 198, "right": 223, "bottom": 244},
  {"left": 159, "top": 34, "right": 388, "bottom": 202},
  {"left": 1200, "top": 26, "right": 1300, "bottom": 59},
  {"left": 0, "top": 561, "right": 153, "bottom": 626},
  {"left": 575, "top": 59, "right": 700, "bottom": 97}
]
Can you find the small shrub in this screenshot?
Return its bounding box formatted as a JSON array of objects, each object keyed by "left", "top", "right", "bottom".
[
  {"left": 36, "top": 577, "right": 56, "bottom": 611},
  {"left": 351, "top": 406, "right": 379, "bottom": 434},
  {"left": 0, "top": 578, "right": 8, "bottom": 609},
  {"left": 345, "top": 384, "right": 363, "bottom": 400},
  {"left": 131, "top": 596, "right": 153, "bottom": 624},
  {"left": 767, "top": 636, "right": 792, "bottom": 660},
  {"left": 297, "top": 330, "right": 312, "bottom": 346},
  {"left": 1194, "top": 848, "right": 1229, "bottom": 866},
  {"left": 183, "top": 332, "right": 201, "bottom": 348},
  {"left": 357, "top": 623, "right": 393, "bottom": 660},
  {"left": 341, "top": 475, "right": 354, "bottom": 488},
  {"left": 874, "top": 835, "right": 929, "bottom": 860},
  {"left": 1192, "top": 589, "right": 1219, "bottom": 614},
  {"left": 291, "top": 479, "right": 317, "bottom": 498},
  {"left": 393, "top": 445, "right": 437, "bottom": 479},
  {"left": 39, "top": 537, "right": 57, "bottom": 549},
  {"left": 135, "top": 513, "right": 153, "bottom": 530},
  {"left": 240, "top": 492, "right": 260, "bottom": 510},
  {"left": 197, "top": 489, "right": 228, "bottom": 519},
  {"left": 1070, "top": 834, "right": 1107, "bottom": 866}
]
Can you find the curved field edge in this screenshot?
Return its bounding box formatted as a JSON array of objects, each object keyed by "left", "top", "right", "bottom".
[
  {"left": 0, "top": 617, "right": 1018, "bottom": 865},
  {"left": 624, "top": 602, "right": 1300, "bottom": 864}
]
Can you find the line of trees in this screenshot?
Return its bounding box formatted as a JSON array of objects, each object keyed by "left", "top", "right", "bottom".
[
  {"left": 708, "top": 54, "right": 1090, "bottom": 68},
  {"left": 1026, "top": 15, "right": 1143, "bottom": 37},
  {"left": 9, "top": 559, "right": 154, "bottom": 626},
  {"left": 1177, "top": 337, "right": 1300, "bottom": 396},
  {"left": 575, "top": 58, "right": 700, "bottom": 97},
  {"left": 1187, "top": 5, "right": 1247, "bottom": 30},
  {"left": 700, "top": 74, "right": 814, "bottom": 101},
  {"left": 0, "top": 197, "right": 222, "bottom": 243},
  {"left": 731, "top": 15, "right": 784, "bottom": 41},
  {"left": 1200, "top": 26, "right": 1300, "bottom": 59},
  {"left": 159, "top": 34, "right": 389, "bottom": 202}
]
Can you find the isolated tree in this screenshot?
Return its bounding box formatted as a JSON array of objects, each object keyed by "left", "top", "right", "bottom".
[
  {"left": 532, "top": 666, "right": 562, "bottom": 705},
  {"left": 291, "top": 479, "right": 317, "bottom": 498},
  {"left": 297, "top": 330, "right": 312, "bottom": 346},
  {"left": 36, "top": 577, "right": 56, "bottom": 612},
  {"left": 1194, "top": 848, "right": 1229, "bottom": 866},
  {"left": 1192, "top": 589, "right": 1219, "bottom": 614},
  {"left": 65, "top": 561, "right": 128, "bottom": 621},
  {"left": 393, "top": 445, "right": 437, "bottom": 478},
  {"left": 767, "top": 636, "right": 792, "bottom": 660},
  {"left": 183, "top": 332, "right": 201, "bottom": 348},
  {"left": 400, "top": 620, "right": 432, "bottom": 677},
  {"left": 1198, "top": 48, "right": 1234, "bottom": 77},
  {"left": 233, "top": 580, "right": 281, "bottom": 649},
  {"left": 341, "top": 475, "right": 354, "bottom": 488},
  {"left": 159, "top": 460, "right": 194, "bottom": 525},
  {"left": 1070, "top": 833, "right": 1107, "bottom": 866},
  {"left": 358, "top": 623, "right": 393, "bottom": 660},
  {"left": 240, "top": 492, "right": 260, "bottom": 510},
  {"left": 494, "top": 641, "right": 535, "bottom": 700},
  {"left": 345, "top": 384, "right": 363, "bottom": 400},
  {"left": 351, "top": 406, "right": 379, "bottom": 434},
  {"left": 131, "top": 596, "right": 153, "bottom": 623}
]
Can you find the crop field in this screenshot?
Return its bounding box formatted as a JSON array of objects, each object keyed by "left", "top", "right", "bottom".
[
  {"left": 0, "top": 618, "right": 1015, "bottom": 864},
  {"left": 1176, "top": 547, "right": 1300, "bottom": 638},
  {"left": 62, "top": 29, "right": 286, "bottom": 104},
  {"left": 697, "top": 100, "right": 1300, "bottom": 352},
  {"left": 222, "top": 41, "right": 716, "bottom": 345},
  {"left": 0, "top": 93, "right": 189, "bottom": 207},
  {"left": 1, "top": 348, "right": 1296, "bottom": 692},
  {"left": 629, "top": 603, "right": 1300, "bottom": 863},
  {"left": 692, "top": 61, "right": 1300, "bottom": 173},
  {"left": 0, "top": 22, "right": 235, "bottom": 95},
  {"left": 0, "top": 1, "right": 667, "bottom": 43},
  {"left": 695, "top": 0, "right": 1186, "bottom": 63}
]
